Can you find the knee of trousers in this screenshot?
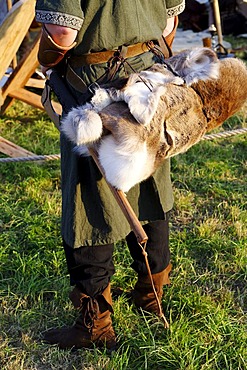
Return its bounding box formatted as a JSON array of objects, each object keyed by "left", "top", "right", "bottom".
[
  {"left": 63, "top": 240, "right": 115, "bottom": 296},
  {"left": 126, "top": 218, "right": 170, "bottom": 275}
]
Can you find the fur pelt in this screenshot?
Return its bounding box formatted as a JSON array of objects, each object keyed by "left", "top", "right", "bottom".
[{"left": 61, "top": 48, "right": 247, "bottom": 192}]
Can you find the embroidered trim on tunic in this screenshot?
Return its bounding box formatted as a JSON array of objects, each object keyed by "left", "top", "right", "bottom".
[
  {"left": 35, "top": 10, "right": 83, "bottom": 30},
  {"left": 167, "top": 1, "right": 185, "bottom": 18}
]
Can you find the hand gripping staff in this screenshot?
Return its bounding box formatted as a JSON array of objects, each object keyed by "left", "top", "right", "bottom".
[{"left": 41, "top": 70, "right": 169, "bottom": 328}]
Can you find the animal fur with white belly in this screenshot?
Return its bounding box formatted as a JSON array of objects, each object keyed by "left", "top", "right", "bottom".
[{"left": 61, "top": 48, "right": 247, "bottom": 192}]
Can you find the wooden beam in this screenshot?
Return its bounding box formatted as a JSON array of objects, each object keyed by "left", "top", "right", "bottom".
[
  {"left": 1, "top": 34, "right": 41, "bottom": 99},
  {"left": 25, "top": 77, "right": 46, "bottom": 89},
  {"left": 0, "top": 0, "right": 35, "bottom": 79},
  {"left": 9, "top": 87, "right": 44, "bottom": 110},
  {"left": 9, "top": 87, "right": 62, "bottom": 114},
  {"left": 0, "top": 136, "right": 36, "bottom": 157}
]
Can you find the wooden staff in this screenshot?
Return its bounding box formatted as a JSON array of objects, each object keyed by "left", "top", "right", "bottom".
[
  {"left": 7, "top": 0, "right": 12, "bottom": 10},
  {"left": 212, "top": 0, "right": 224, "bottom": 54},
  {"left": 88, "top": 148, "right": 170, "bottom": 325}
]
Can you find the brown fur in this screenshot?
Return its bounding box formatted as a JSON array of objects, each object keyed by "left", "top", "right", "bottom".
[
  {"left": 100, "top": 57, "right": 247, "bottom": 174},
  {"left": 61, "top": 50, "right": 247, "bottom": 191}
]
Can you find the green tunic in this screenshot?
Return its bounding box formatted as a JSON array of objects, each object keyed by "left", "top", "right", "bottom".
[{"left": 35, "top": 0, "right": 185, "bottom": 248}]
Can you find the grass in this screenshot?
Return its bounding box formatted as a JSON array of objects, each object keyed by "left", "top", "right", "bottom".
[{"left": 0, "top": 68, "right": 247, "bottom": 368}]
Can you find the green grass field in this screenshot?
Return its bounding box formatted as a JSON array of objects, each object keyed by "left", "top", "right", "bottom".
[{"left": 0, "top": 59, "right": 247, "bottom": 368}]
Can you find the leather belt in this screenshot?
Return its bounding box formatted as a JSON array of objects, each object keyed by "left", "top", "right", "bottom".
[{"left": 69, "top": 42, "right": 150, "bottom": 67}]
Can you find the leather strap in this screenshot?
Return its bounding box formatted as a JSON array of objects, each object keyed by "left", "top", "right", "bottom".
[
  {"left": 69, "top": 42, "right": 150, "bottom": 67},
  {"left": 66, "top": 17, "right": 179, "bottom": 93},
  {"left": 66, "top": 63, "right": 88, "bottom": 93}
]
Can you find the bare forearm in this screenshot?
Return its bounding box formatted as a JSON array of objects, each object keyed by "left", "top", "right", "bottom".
[
  {"left": 45, "top": 24, "right": 78, "bottom": 46},
  {"left": 163, "top": 17, "right": 175, "bottom": 37}
]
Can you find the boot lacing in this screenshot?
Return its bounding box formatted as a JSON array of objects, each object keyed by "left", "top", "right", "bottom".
[{"left": 81, "top": 297, "right": 99, "bottom": 329}]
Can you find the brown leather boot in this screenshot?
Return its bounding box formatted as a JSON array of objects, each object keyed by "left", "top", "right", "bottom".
[
  {"left": 132, "top": 263, "right": 172, "bottom": 319},
  {"left": 43, "top": 284, "right": 116, "bottom": 350}
]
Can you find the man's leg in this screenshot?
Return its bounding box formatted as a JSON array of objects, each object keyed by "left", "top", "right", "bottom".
[
  {"left": 43, "top": 242, "right": 116, "bottom": 350},
  {"left": 126, "top": 216, "right": 172, "bottom": 319},
  {"left": 64, "top": 242, "right": 115, "bottom": 297}
]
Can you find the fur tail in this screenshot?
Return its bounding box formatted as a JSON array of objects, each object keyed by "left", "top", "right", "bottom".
[
  {"left": 60, "top": 104, "right": 103, "bottom": 145},
  {"left": 98, "top": 136, "right": 154, "bottom": 192}
]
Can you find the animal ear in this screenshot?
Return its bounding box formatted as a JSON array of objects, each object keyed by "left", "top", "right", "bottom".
[{"left": 180, "top": 48, "right": 220, "bottom": 85}]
